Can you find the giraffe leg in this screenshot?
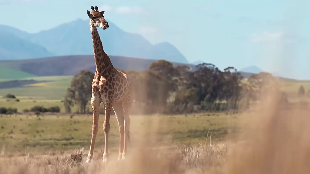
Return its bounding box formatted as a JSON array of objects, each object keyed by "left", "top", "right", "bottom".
[
  {"left": 103, "top": 102, "right": 112, "bottom": 163},
  {"left": 122, "top": 95, "right": 133, "bottom": 160},
  {"left": 86, "top": 90, "right": 100, "bottom": 163},
  {"left": 113, "top": 102, "right": 125, "bottom": 160}
]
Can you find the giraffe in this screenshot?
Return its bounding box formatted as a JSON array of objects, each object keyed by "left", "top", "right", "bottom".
[{"left": 85, "top": 6, "right": 134, "bottom": 163}]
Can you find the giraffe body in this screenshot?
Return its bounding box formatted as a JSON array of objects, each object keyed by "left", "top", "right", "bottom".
[{"left": 85, "top": 6, "right": 134, "bottom": 163}]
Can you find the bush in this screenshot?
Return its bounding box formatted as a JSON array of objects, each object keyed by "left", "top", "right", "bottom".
[
  {"left": 30, "top": 106, "right": 60, "bottom": 113},
  {"left": 0, "top": 107, "right": 18, "bottom": 114},
  {"left": 3, "top": 94, "right": 16, "bottom": 98},
  {"left": 47, "top": 106, "right": 60, "bottom": 113},
  {"left": 0, "top": 107, "right": 7, "bottom": 114},
  {"left": 30, "top": 106, "right": 47, "bottom": 113}
]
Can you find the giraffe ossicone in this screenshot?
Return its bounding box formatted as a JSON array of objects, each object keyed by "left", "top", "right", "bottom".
[{"left": 85, "top": 6, "right": 134, "bottom": 163}]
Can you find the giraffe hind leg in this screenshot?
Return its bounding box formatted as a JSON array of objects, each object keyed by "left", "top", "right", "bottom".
[
  {"left": 102, "top": 101, "right": 112, "bottom": 163},
  {"left": 122, "top": 93, "right": 133, "bottom": 160},
  {"left": 113, "top": 102, "right": 125, "bottom": 160}
]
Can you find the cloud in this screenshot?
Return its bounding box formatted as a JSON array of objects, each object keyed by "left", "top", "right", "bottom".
[
  {"left": 250, "top": 31, "right": 297, "bottom": 44},
  {"left": 99, "top": 5, "right": 146, "bottom": 15},
  {"left": 139, "top": 26, "right": 158, "bottom": 35},
  {"left": 115, "top": 6, "right": 145, "bottom": 14},
  {"left": 99, "top": 4, "right": 113, "bottom": 12}
]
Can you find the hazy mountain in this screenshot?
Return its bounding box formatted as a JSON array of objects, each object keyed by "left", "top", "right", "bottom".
[
  {"left": 190, "top": 60, "right": 205, "bottom": 65},
  {"left": 0, "top": 19, "right": 188, "bottom": 63},
  {"left": 0, "top": 31, "right": 53, "bottom": 60},
  {"left": 239, "top": 66, "right": 262, "bottom": 74},
  {"left": 0, "top": 55, "right": 305, "bottom": 83},
  {"left": 0, "top": 55, "right": 195, "bottom": 76}
]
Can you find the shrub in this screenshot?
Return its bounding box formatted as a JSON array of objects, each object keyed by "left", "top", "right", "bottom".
[
  {"left": 0, "top": 107, "right": 17, "bottom": 114},
  {"left": 30, "top": 106, "right": 47, "bottom": 113},
  {"left": 3, "top": 94, "right": 16, "bottom": 98},
  {"left": 0, "top": 107, "right": 7, "bottom": 114},
  {"left": 30, "top": 106, "right": 60, "bottom": 113},
  {"left": 47, "top": 106, "right": 60, "bottom": 113}
]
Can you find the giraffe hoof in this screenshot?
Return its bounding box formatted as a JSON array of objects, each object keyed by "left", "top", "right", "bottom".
[
  {"left": 102, "top": 154, "right": 108, "bottom": 163},
  {"left": 121, "top": 153, "right": 126, "bottom": 160},
  {"left": 85, "top": 157, "right": 92, "bottom": 163}
]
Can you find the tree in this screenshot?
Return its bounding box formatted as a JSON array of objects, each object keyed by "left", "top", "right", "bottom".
[
  {"left": 64, "top": 70, "right": 94, "bottom": 113},
  {"left": 149, "top": 60, "right": 175, "bottom": 76},
  {"left": 298, "top": 85, "right": 305, "bottom": 97},
  {"left": 4, "top": 94, "right": 16, "bottom": 98},
  {"left": 247, "top": 72, "right": 278, "bottom": 101}
]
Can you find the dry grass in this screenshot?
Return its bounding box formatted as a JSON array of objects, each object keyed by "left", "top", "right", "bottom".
[{"left": 0, "top": 142, "right": 227, "bottom": 174}]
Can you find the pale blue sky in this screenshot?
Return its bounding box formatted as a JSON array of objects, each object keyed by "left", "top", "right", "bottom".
[{"left": 0, "top": 0, "right": 310, "bottom": 79}]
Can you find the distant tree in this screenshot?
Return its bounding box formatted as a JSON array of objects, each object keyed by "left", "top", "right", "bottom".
[
  {"left": 149, "top": 60, "right": 175, "bottom": 76},
  {"left": 247, "top": 72, "right": 278, "bottom": 100},
  {"left": 0, "top": 107, "right": 17, "bottom": 114},
  {"left": 64, "top": 70, "right": 94, "bottom": 113},
  {"left": 298, "top": 85, "right": 305, "bottom": 97},
  {"left": 4, "top": 94, "right": 16, "bottom": 98}
]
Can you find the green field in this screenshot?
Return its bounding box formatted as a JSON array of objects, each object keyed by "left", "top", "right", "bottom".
[
  {"left": 0, "top": 76, "right": 72, "bottom": 100},
  {"left": 0, "top": 66, "right": 36, "bottom": 80},
  {"left": 0, "top": 113, "right": 241, "bottom": 155},
  {"left": 1, "top": 75, "right": 310, "bottom": 111},
  {"left": 1, "top": 75, "right": 310, "bottom": 100},
  {"left": 23, "top": 76, "right": 73, "bottom": 81}
]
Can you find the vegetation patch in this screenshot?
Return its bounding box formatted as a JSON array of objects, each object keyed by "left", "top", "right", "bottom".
[{"left": 0, "top": 66, "right": 36, "bottom": 80}]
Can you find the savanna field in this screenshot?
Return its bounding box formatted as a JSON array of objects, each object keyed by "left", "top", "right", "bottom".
[
  {"left": 2, "top": 1, "right": 310, "bottom": 173},
  {"left": 1, "top": 71, "right": 310, "bottom": 173}
]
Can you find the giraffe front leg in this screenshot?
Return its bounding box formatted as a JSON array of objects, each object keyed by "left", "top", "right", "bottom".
[
  {"left": 103, "top": 102, "right": 112, "bottom": 163},
  {"left": 86, "top": 91, "right": 100, "bottom": 163}
]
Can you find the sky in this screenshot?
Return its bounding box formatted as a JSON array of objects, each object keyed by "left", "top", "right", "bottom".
[{"left": 0, "top": 0, "right": 310, "bottom": 79}]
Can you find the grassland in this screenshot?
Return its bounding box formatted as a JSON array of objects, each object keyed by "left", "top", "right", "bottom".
[
  {"left": 0, "top": 75, "right": 310, "bottom": 115},
  {"left": 0, "top": 66, "right": 36, "bottom": 80},
  {"left": 0, "top": 75, "right": 309, "bottom": 155},
  {"left": 1, "top": 75, "right": 310, "bottom": 99},
  {"left": 1, "top": 76, "right": 310, "bottom": 174},
  {"left": 0, "top": 76, "right": 72, "bottom": 100},
  {"left": 0, "top": 113, "right": 241, "bottom": 155},
  {"left": 279, "top": 80, "right": 310, "bottom": 101}
]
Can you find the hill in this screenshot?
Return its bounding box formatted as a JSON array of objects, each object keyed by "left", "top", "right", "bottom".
[
  {"left": 0, "top": 31, "right": 53, "bottom": 60},
  {"left": 239, "top": 66, "right": 262, "bottom": 74},
  {"left": 0, "top": 55, "right": 196, "bottom": 76},
  {"left": 0, "top": 19, "right": 188, "bottom": 63},
  {"left": 0, "top": 54, "right": 306, "bottom": 84}
]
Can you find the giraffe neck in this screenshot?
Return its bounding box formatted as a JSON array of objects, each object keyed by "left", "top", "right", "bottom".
[{"left": 90, "top": 26, "right": 114, "bottom": 76}]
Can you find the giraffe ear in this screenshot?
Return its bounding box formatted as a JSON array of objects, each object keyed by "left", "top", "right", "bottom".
[
  {"left": 100, "top": 11, "right": 105, "bottom": 15},
  {"left": 87, "top": 10, "right": 94, "bottom": 19}
]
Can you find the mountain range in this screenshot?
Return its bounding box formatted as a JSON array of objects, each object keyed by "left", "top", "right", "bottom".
[
  {"left": 0, "top": 19, "right": 188, "bottom": 63},
  {"left": 239, "top": 66, "right": 262, "bottom": 74}
]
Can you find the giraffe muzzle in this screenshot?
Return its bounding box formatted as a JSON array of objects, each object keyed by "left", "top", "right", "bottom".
[{"left": 104, "top": 23, "right": 109, "bottom": 30}]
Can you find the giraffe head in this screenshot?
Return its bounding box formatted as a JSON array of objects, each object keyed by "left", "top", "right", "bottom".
[{"left": 87, "top": 6, "right": 109, "bottom": 30}]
